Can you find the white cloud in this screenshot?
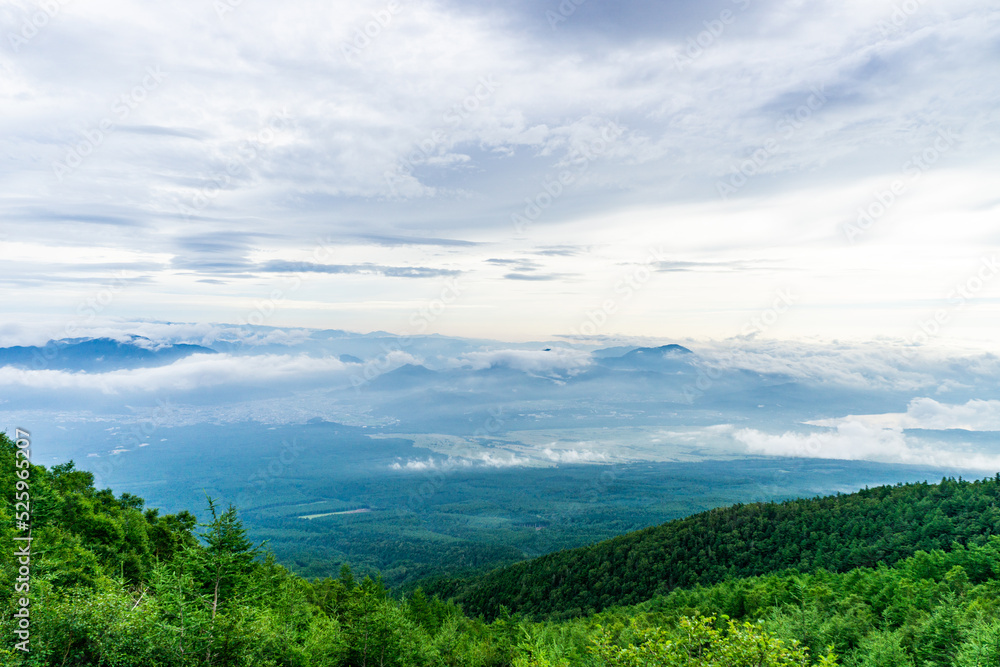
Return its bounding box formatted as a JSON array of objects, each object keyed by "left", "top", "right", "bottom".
[
  {"left": 902, "top": 397, "right": 1000, "bottom": 431},
  {"left": 0, "top": 353, "right": 351, "bottom": 395},
  {"left": 542, "top": 447, "right": 608, "bottom": 463},
  {"left": 736, "top": 421, "right": 908, "bottom": 460},
  {"left": 477, "top": 452, "right": 532, "bottom": 468},
  {"left": 0, "top": 320, "right": 317, "bottom": 349},
  {"left": 3, "top": 1, "right": 999, "bottom": 340},
  {"left": 390, "top": 452, "right": 530, "bottom": 471},
  {"left": 808, "top": 398, "right": 1000, "bottom": 432},
  {"left": 390, "top": 458, "right": 449, "bottom": 471},
  {"left": 455, "top": 348, "right": 592, "bottom": 374},
  {"left": 690, "top": 339, "right": 1000, "bottom": 392},
  {"left": 734, "top": 420, "right": 1000, "bottom": 471}
]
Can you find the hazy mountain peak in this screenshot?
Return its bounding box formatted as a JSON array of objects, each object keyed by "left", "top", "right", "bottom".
[
  {"left": 620, "top": 344, "right": 693, "bottom": 358},
  {"left": 0, "top": 336, "right": 217, "bottom": 372}
]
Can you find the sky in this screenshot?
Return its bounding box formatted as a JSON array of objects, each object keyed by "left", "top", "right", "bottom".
[{"left": 2, "top": 0, "right": 999, "bottom": 344}]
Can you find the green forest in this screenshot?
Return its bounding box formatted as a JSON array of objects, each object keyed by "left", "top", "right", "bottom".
[
  {"left": 429, "top": 475, "right": 1000, "bottom": 619},
  {"left": 4, "top": 431, "right": 1000, "bottom": 666},
  {"left": 100, "top": 419, "right": 939, "bottom": 590}
]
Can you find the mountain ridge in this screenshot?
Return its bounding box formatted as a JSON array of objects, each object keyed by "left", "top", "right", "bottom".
[
  {"left": 426, "top": 474, "right": 1000, "bottom": 619},
  {"left": 0, "top": 336, "right": 217, "bottom": 371}
]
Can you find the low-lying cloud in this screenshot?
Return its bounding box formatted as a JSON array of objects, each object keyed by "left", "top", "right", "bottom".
[
  {"left": 902, "top": 398, "right": 1000, "bottom": 431},
  {"left": 0, "top": 353, "right": 355, "bottom": 395},
  {"left": 455, "top": 348, "right": 592, "bottom": 374},
  {"left": 734, "top": 420, "right": 1000, "bottom": 471},
  {"left": 390, "top": 453, "right": 531, "bottom": 471},
  {"left": 809, "top": 398, "right": 1000, "bottom": 432},
  {"left": 692, "top": 339, "right": 1000, "bottom": 394},
  {"left": 542, "top": 447, "right": 608, "bottom": 463}
]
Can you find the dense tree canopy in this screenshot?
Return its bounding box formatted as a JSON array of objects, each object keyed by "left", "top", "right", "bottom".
[
  {"left": 429, "top": 475, "right": 1000, "bottom": 619},
  {"left": 4, "top": 431, "right": 1000, "bottom": 665}
]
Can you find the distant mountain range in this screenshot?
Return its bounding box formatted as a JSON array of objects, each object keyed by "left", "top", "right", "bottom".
[
  {"left": 596, "top": 344, "right": 694, "bottom": 371},
  {"left": 0, "top": 333, "right": 904, "bottom": 419},
  {"left": 0, "top": 336, "right": 216, "bottom": 371},
  {"left": 3, "top": 329, "right": 994, "bottom": 469}
]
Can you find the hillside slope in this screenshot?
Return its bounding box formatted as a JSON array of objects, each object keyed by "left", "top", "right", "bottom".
[
  {"left": 429, "top": 475, "right": 1000, "bottom": 619},
  {"left": 8, "top": 430, "right": 1000, "bottom": 665},
  {"left": 0, "top": 431, "right": 841, "bottom": 665}
]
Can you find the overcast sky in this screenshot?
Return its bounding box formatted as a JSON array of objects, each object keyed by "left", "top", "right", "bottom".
[{"left": 2, "top": 0, "right": 998, "bottom": 344}]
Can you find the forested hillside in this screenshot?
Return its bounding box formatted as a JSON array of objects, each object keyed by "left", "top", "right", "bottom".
[
  {"left": 430, "top": 475, "right": 1000, "bottom": 619},
  {"left": 0, "top": 432, "right": 496, "bottom": 666},
  {"left": 5, "top": 430, "right": 1000, "bottom": 666},
  {"left": 512, "top": 537, "right": 1000, "bottom": 666},
  {"left": 0, "top": 432, "right": 839, "bottom": 665}
]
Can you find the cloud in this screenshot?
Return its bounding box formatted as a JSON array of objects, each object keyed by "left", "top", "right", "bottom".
[
  {"left": 455, "top": 348, "right": 592, "bottom": 374},
  {"left": 734, "top": 420, "right": 1000, "bottom": 471},
  {"left": 171, "top": 232, "right": 264, "bottom": 273},
  {"left": 503, "top": 272, "right": 568, "bottom": 281},
  {"left": 390, "top": 458, "right": 450, "bottom": 471},
  {"left": 486, "top": 256, "right": 577, "bottom": 282},
  {"left": 0, "top": 321, "right": 318, "bottom": 350},
  {"left": 124, "top": 322, "right": 315, "bottom": 349},
  {"left": 477, "top": 452, "right": 532, "bottom": 467},
  {"left": 532, "top": 246, "right": 584, "bottom": 256},
  {"left": 0, "top": 353, "right": 352, "bottom": 395},
  {"left": 652, "top": 260, "right": 787, "bottom": 273},
  {"left": 691, "top": 339, "right": 1000, "bottom": 393},
  {"left": 15, "top": 211, "right": 141, "bottom": 227},
  {"left": 735, "top": 421, "right": 908, "bottom": 461},
  {"left": 258, "top": 260, "right": 461, "bottom": 278},
  {"left": 486, "top": 258, "right": 539, "bottom": 269},
  {"left": 542, "top": 447, "right": 608, "bottom": 463},
  {"left": 2, "top": 0, "right": 999, "bottom": 340},
  {"left": 390, "top": 452, "right": 530, "bottom": 471},
  {"left": 118, "top": 125, "right": 209, "bottom": 139},
  {"left": 902, "top": 398, "right": 1000, "bottom": 431},
  {"left": 813, "top": 398, "right": 1000, "bottom": 432},
  {"left": 350, "top": 234, "right": 481, "bottom": 248}
]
